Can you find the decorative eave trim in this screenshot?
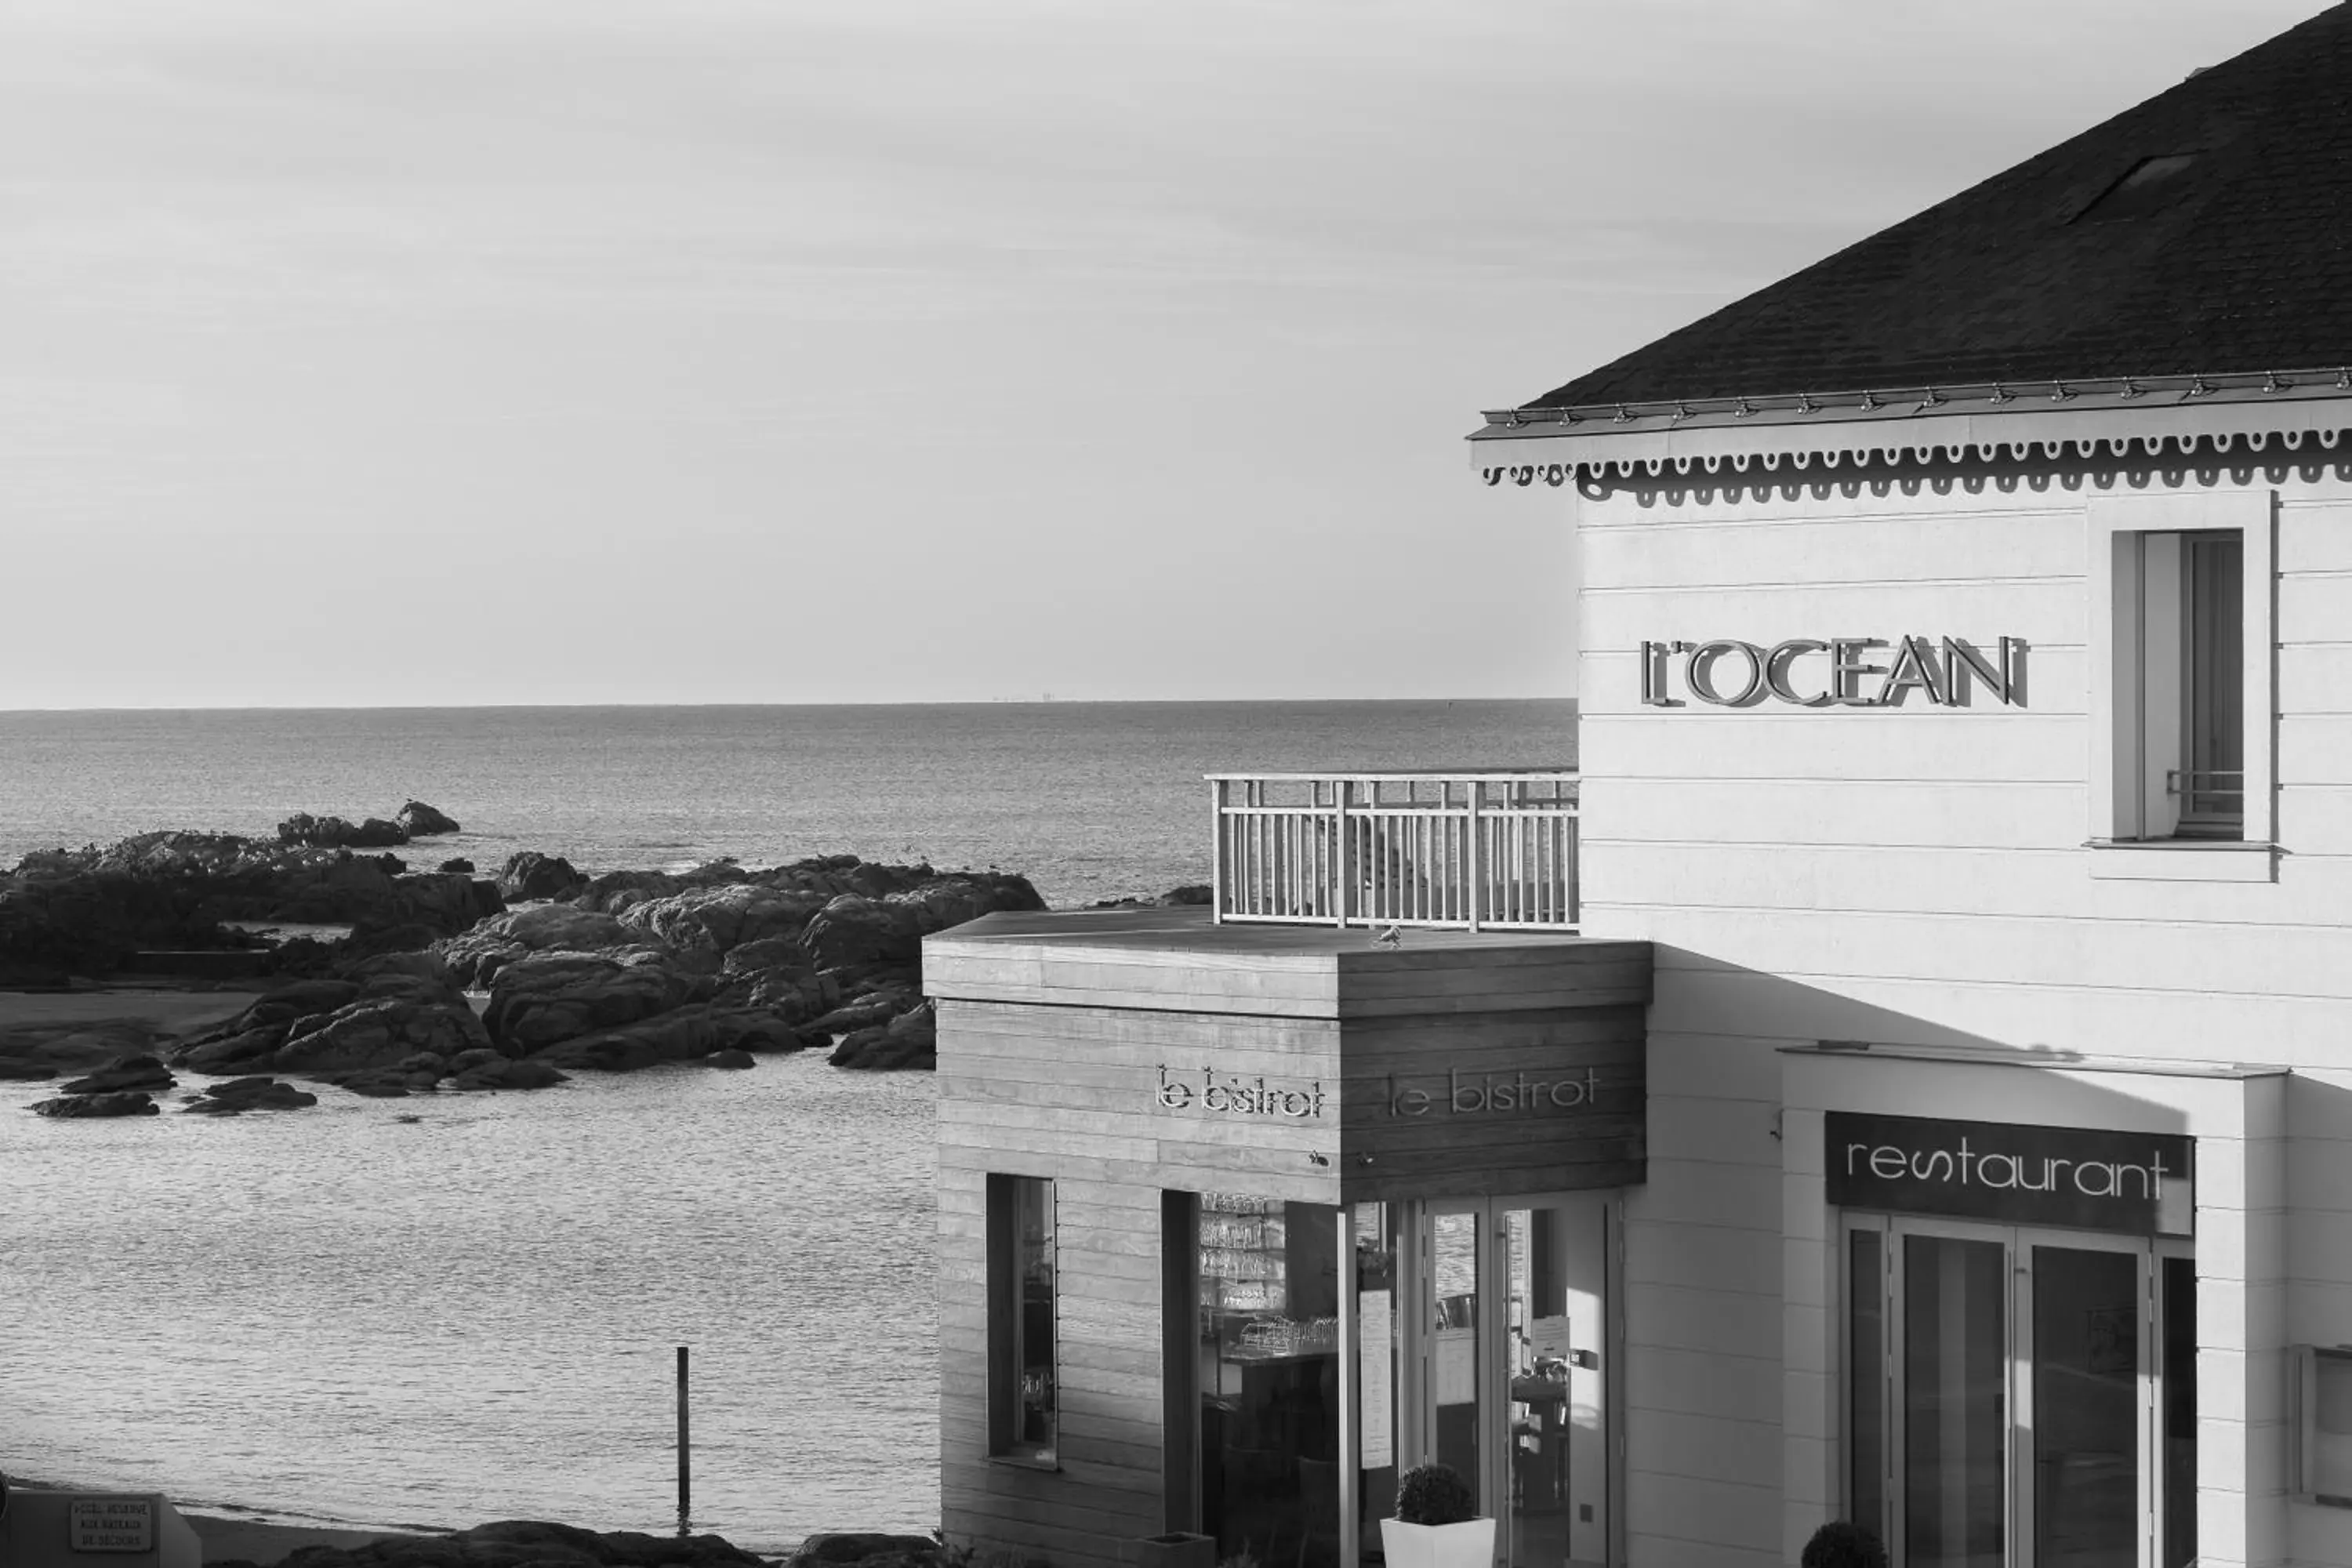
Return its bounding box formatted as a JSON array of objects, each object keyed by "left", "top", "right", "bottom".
[{"left": 1468, "top": 368, "right": 2352, "bottom": 487}]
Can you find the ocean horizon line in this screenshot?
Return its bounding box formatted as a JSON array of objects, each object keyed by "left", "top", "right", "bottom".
[{"left": 0, "top": 695, "right": 1577, "bottom": 717}]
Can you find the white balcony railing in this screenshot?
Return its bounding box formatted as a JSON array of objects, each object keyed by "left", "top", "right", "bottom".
[{"left": 1209, "top": 771, "right": 1579, "bottom": 933}]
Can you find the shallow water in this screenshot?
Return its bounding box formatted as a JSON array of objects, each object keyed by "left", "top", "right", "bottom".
[{"left": 2, "top": 1056, "right": 937, "bottom": 1552}]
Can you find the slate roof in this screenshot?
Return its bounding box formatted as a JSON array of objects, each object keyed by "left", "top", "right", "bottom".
[{"left": 1523, "top": 4, "right": 2352, "bottom": 412}]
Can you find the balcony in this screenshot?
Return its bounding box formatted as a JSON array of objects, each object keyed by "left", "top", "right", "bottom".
[{"left": 1208, "top": 771, "right": 1580, "bottom": 933}]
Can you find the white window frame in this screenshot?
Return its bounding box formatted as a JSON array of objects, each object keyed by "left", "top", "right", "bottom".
[{"left": 2085, "top": 490, "right": 2276, "bottom": 881}]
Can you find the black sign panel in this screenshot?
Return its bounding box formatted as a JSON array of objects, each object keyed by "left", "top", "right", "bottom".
[{"left": 1826, "top": 1112, "right": 2194, "bottom": 1235}]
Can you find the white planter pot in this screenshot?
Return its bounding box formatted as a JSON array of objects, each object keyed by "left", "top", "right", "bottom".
[{"left": 1378, "top": 1516, "right": 1496, "bottom": 1568}]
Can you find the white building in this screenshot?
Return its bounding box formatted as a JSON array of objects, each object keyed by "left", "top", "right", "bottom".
[{"left": 931, "top": 11, "right": 2352, "bottom": 1568}]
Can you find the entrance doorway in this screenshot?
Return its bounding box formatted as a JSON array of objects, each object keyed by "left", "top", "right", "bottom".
[
  {"left": 1356, "top": 1196, "right": 1614, "bottom": 1568},
  {"left": 1845, "top": 1218, "right": 2197, "bottom": 1568}
]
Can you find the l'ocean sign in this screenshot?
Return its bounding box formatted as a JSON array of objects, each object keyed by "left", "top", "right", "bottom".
[
  {"left": 1826, "top": 1112, "right": 2193, "bottom": 1236},
  {"left": 1640, "top": 636, "right": 2024, "bottom": 708}
]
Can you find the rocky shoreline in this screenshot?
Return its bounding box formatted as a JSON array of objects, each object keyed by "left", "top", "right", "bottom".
[
  {"left": 202, "top": 1519, "right": 946, "bottom": 1568},
  {"left": 1, "top": 801, "right": 1206, "bottom": 1118}
]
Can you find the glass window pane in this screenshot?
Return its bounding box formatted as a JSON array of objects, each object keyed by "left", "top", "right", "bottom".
[
  {"left": 989, "top": 1174, "right": 1055, "bottom": 1462},
  {"left": 1849, "top": 1230, "right": 1885, "bottom": 1537},
  {"left": 2031, "top": 1247, "right": 2139, "bottom": 1568},
  {"left": 1505, "top": 1204, "right": 1585, "bottom": 1568},
  {"left": 1432, "top": 1210, "right": 1483, "bottom": 1490},
  {"left": 1356, "top": 1203, "right": 1398, "bottom": 1568},
  {"left": 2161, "top": 1258, "right": 2197, "bottom": 1568},
  {"left": 1904, "top": 1234, "right": 2006, "bottom": 1568},
  {"left": 1015, "top": 1178, "right": 1056, "bottom": 1459},
  {"left": 1200, "top": 1196, "right": 1341, "bottom": 1563},
  {"left": 2182, "top": 531, "right": 2245, "bottom": 833}
]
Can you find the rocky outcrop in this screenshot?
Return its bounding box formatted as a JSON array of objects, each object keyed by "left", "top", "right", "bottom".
[
  {"left": 278, "top": 813, "right": 409, "bottom": 850},
  {"left": 437, "top": 858, "right": 475, "bottom": 874},
  {"left": 169, "top": 961, "right": 492, "bottom": 1078},
  {"left": 789, "top": 1534, "right": 946, "bottom": 1568},
  {"left": 616, "top": 881, "right": 833, "bottom": 956},
  {"left": 395, "top": 800, "right": 461, "bottom": 837},
  {"left": 0, "top": 825, "right": 512, "bottom": 979},
  {"left": 528, "top": 1003, "right": 799, "bottom": 1072},
  {"left": 181, "top": 1076, "right": 319, "bottom": 1114},
  {"left": 433, "top": 905, "right": 652, "bottom": 987},
  {"left": 30, "top": 1090, "right": 160, "bottom": 1118},
  {"left": 0, "top": 1019, "right": 189, "bottom": 1080},
  {"left": 256, "top": 1519, "right": 770, "bottom": 1568},
  {"left": 828, "top": 999, "right": 938, "bottom": 1070},
  {"left": 57, "top": 1053, "right": 176, "bottom": 1095},
  {"left": 273, "top": 995, "right": 494, "bottom": 1074},
  {"left": 1092, "top": 883, "right": 1214, "bottom": 909},
  {"left": 496, "top": 851, "right": 586, "bottom": 902},
  {"left": 484, "top": 952, "right": 707, "bottom": 1053}
]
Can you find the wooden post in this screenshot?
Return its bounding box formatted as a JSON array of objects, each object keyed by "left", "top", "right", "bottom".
[
  {"left": 1467, "top": 779, "right": 1484, "bottom": 933},
  {"left": 1209, "top": 779, "right": 1225, "bottom": 924},
  {"left": 676, "top": 1345, "right": 691, "bottom": 1536}
]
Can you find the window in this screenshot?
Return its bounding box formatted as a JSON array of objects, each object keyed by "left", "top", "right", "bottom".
[
  {"left": 987, "top": 1174, "right": 1055, "bottom": 1462},
  {"left": 2087, "top": 491, "right": 2274, "bottom": 878}
]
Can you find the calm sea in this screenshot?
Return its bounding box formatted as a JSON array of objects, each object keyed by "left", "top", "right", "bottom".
[{"left": 0, "top": 700, "right": 1573, "bottom": 1550}]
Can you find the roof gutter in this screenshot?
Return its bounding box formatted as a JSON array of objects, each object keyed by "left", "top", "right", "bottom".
[{"left": 1466, "top": 366, "right": 2352, "bottom": 482}]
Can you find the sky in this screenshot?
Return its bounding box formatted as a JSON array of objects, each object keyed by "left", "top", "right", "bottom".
[{"left": 1, "top": 0, "right": 2335, "bottom": 709}]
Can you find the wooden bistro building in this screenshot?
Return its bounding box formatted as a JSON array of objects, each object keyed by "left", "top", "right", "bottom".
[{"left": 928, "top": 776, "right": 1645, "bottom": 1568}]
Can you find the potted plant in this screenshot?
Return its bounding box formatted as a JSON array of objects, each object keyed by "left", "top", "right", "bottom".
[{"left": 1378, "top": 1462, "right": 1494, "bottom": 1568}]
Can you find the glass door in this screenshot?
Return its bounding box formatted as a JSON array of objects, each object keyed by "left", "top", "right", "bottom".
[
  {"left": 1501, "top": 1200, "right": 1610, "bottom": 1568},
  {"left": 1357, "top": 1197, "right": 1614, "bottom": 1568},
  {"left": 1846, "top": 1219, "right": 2190, "bottom": 1568},
  {"left": 1902, "top": 1229, "right": 2009, "bottom": 1568},
  {"left": 1428, "top": 1201, "right": 1487, "bottom": 1496},
  {"left": 2020, "top": 1240, "right": 2143, "bottom": 1568}
]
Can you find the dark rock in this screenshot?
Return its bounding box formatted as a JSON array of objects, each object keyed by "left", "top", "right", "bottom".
[
  {"left": 171, "top": 970, "right": 474, "bottom": 1076},
  {"left": 396, "top": 800, "right": 462, "bottom": 837},
  {"left": 496, "top": 851, "right": 586, "bottom": 902},
  {"left": 272, "top": 996, "right": 495, "bottom": 1075},
  {"left": 278, "top": 813, "right": 411, "bottom": 850},
  {"left": 437, "top": 858, "right": 475, "bottom": 874},
  {"left": 484, "top": 951, "right": 706, "bottom": 1053},
  {"left": 615, "top": 883, "right": 831, "bottom": 957},
  {"left": 528, "top": 1004, "right": 797, "bottom": 1073},
  {"left": 798, "top": 894, "right": 920, "bottom": 975},
  {"left": 183, "top": 1077, "right": 318, "bottom": 1114},
  {"left": 1092, "top": 883, "right": 1216, "bottom": 909},
  {"left": 433, "top": 905, "right": 648, "bottom": 987},
  {"left": 828, "top": 1000, "right": 937, "bottom": 1070},
  {"left": 700, "top": 1048, "right": 756, "bottom": 1069},
  {"left": 796, "top": 986, "right": 920, "bottom": 1046},
  {"left": 267, "top": 1519, "right": 767, "bottom": 1568},
  {"left": 58, "top": 1052, "right": 176, "bottom": 1095},
  {"left": 448, "top": 1057, "right": 567, "bottom": 1091},
  {"left": 178, "top": 1023, "right": 297, "bottom": 1073},
  {"left": 791, "top": 1533, "right": 943, "bottom": 1568},
  {"left": 0, "top": 1018, "right": 190, "bottom": 1076},
  {"left": 339, "top": 920, "right": 443, "bottom": 958},
  {"left": 339, "top": 950, "right": 461, "bottom": 989},
  {"left": 31, "top": 1091, "right": 159, "bottom": 1117},
  {"left": 341, "top": 1074, "right": 411, "bottom": 1098}
]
